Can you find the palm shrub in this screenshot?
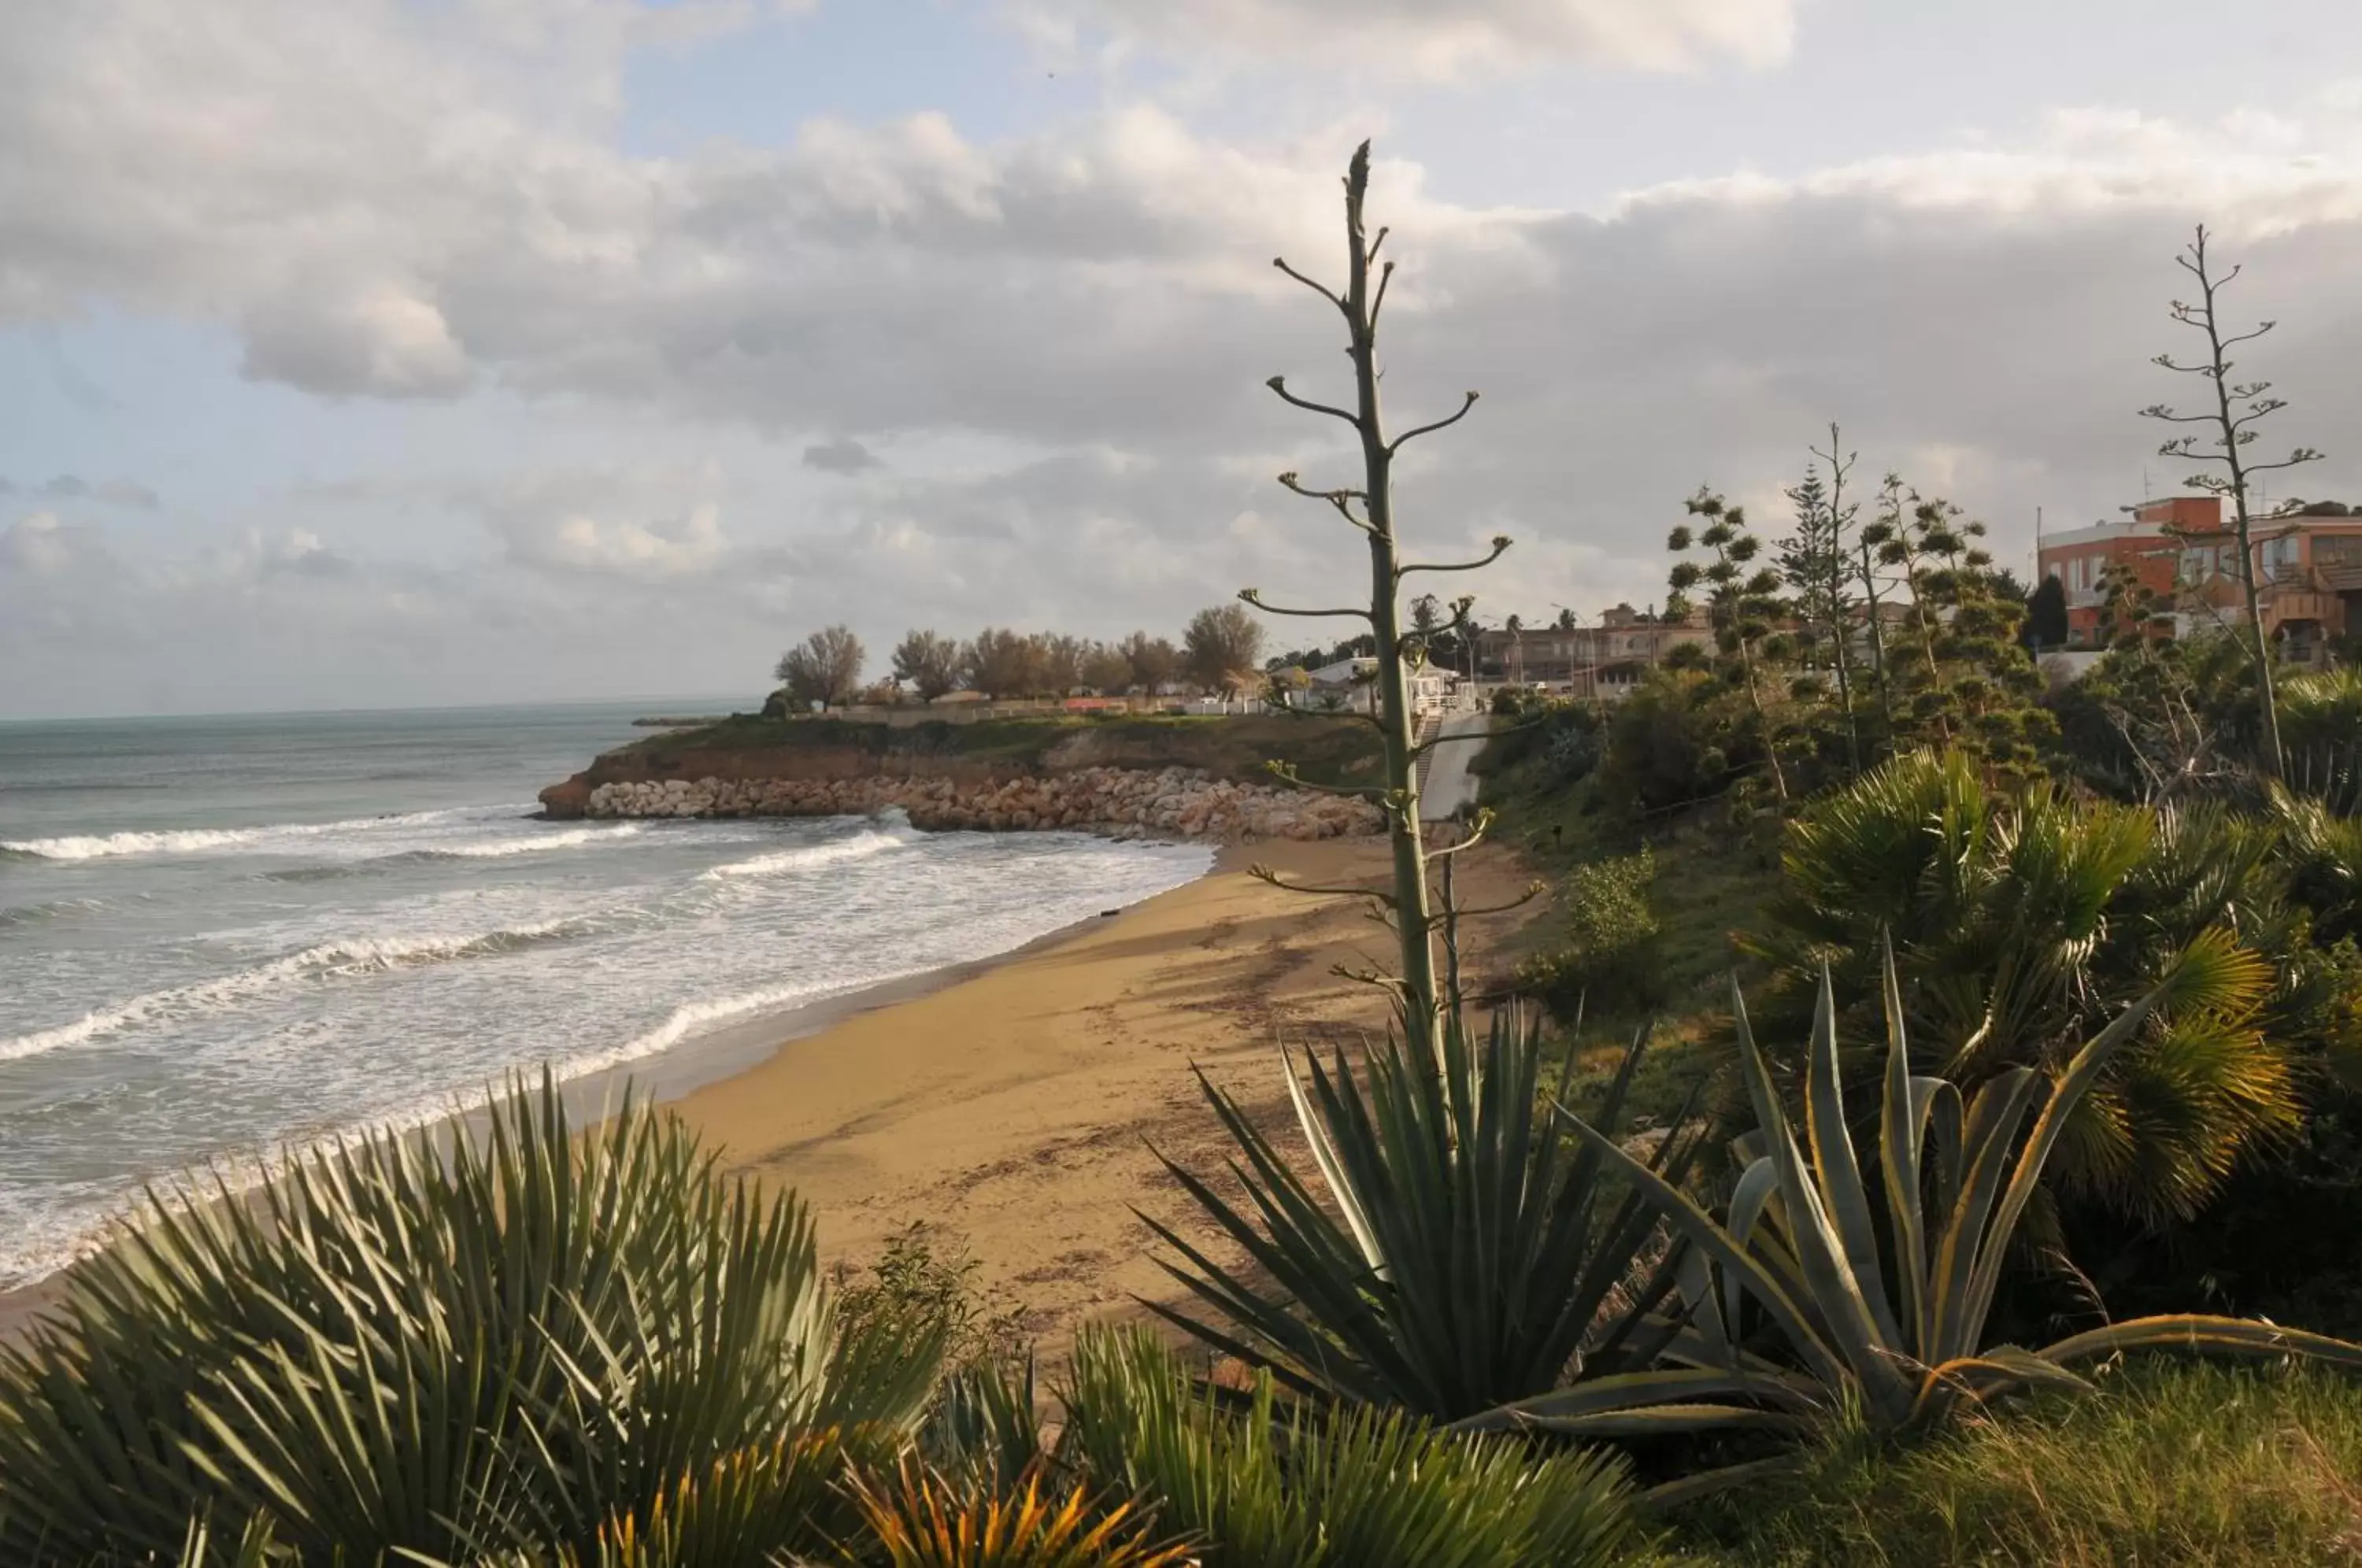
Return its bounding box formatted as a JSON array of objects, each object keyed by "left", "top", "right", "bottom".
[
  {"left": 1468, "top": 950, "right": 2362, "bottom": 1467},
  {"left": 1749, "top": 748, "right": 2309, "bottom": 1222},
  {"left": 1057, "top": 1327, "right": 1641, "bottom": 1568},
  {"left": 0, "top": 1075, "right": 943, "bottom": 1564},
  {"left": 1145, "top": 1006, "right": 1704, "bottom": 1420}
]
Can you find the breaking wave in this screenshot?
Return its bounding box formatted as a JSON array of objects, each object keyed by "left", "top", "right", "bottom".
[
  {"left": 0, "top": 918, "right": 599, "bottom": 1063},
  {"left": 699, "top": 818, "right": 916, "bottom": 881},
  {"left": 1, "top": 808, "right": 495, "bottom": 863}
]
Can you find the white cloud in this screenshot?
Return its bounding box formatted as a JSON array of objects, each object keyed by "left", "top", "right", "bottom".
[
  {"left": 5, "top": 1, "right": 2361, "bottom": 714},
  {"left": 241, "top": 287, "right": 474, "bottom": 398},
  {"left": 1010, "top": 0, "right": 1798, "bottom": 80}
]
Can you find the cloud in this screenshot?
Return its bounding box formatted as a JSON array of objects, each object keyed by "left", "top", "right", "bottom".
[
  {"left": 240, "top": 286, "right": 474, "bottom": 398},
  {"left": 802, "top": 436, "right": 884, "bottom": 474},
  {"left": 1009, "top": 0, "right": 1798, "bottom": 79},
  {"left": 9, "top": 475, "right": 163, "bottom": 508},
  {"left": 5, "top": 0, "right": 2361, "bottom": 716}
]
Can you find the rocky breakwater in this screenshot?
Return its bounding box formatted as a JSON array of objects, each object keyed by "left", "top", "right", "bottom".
[{"left": 574, "top": 766, "right": 1383, "bottom": 843}]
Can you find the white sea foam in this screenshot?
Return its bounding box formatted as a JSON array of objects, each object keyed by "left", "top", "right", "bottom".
[
  {"left": 410, "top": 824, "right": 644, "bottom": 860},
  {"left": 699, "top": 823, "right": 914, "bottom": 881},
  {"left": 0, "top": 917, "right": 598, "bottom": 1063},
  {"left": 2, "top": 807, "right": 502, "bottom": 862},
  {"left": 576, "top": 968, "right": 935, "bottom": 1076}
]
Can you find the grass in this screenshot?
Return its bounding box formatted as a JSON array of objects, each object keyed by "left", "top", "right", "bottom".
[
  {"left": 1474, "top": 721, "right": 1781, "bottom": 1128},
  {"left": 600, "top": 712, "right": 1387, "bottom": 790},
  {"left": 1660, "top": 1359, "right": 2362, "bottom": 1566}
]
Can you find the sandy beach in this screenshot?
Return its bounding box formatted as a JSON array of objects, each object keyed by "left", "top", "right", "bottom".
[
  {"left": 672, "top": 834, "right": 1539, "bottom": 1346},
  {"left": 0, "top": 834, "right": 1538, "bottom": 1350}
]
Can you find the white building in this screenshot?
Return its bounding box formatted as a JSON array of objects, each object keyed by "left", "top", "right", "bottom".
[{"left": 1289, "top": 657, "right": 1462, "bottom": 718}]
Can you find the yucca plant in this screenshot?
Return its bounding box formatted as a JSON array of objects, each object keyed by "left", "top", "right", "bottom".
[
  {"left": 1058, "top": 1327, "right": 1641, "bottom": 1568},
  {"left": 1468, "top": 944, "right": 2362, "bottom": 1464},
  {"left": 1145, "top": 1006, "right": 1701, "bottom": 1420},
  {"left": 0, "top": 1075, "right": 942, "bottom": 1565},
  {"left": 848, "top": 1459, "right": 1192, "bottom": 1568}
]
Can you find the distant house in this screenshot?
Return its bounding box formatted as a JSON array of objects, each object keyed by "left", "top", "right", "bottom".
[
  {"left": 2036, "top": 495, "right": 2362, "bottom": 665},
  {"left": 1289, "top": 656, "right": 1461, "bottom": 718},
  {"left": 1475, "top": 605, "right": 1711, "bottom": 701}
]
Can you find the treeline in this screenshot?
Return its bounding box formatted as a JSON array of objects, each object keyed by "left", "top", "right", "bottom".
[{"left": 772, "top": 604, "right": 1267, "bottom": 709}]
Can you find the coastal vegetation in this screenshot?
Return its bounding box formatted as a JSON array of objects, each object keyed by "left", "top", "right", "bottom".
[{"left": 10, "top": 145, "right": 2362, "bottom": 1568}]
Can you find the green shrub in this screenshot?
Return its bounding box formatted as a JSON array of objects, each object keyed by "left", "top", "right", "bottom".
[
  {"left": 0, "top": 1076, "right": 942, "bottom": 1564},
  {"left": 1516, "top": 849, "right": 1668, "bottom": 1021},
  {"left": 1059, "top": 1329, "right": 1644, "bottom": 1568},
  {"left": 1668, "top": 1360, "right": 2362, "bottom": 1566},
  {"left": 837, "top": 1222, "right": 1030, "bottom": 1373},
  {"left": 1473, "top": 950, "right": 2362, "bottom": 1467}
]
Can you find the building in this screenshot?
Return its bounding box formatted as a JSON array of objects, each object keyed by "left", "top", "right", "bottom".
[
  {"left": 1290, "top": 656, "right": 1462, "bottom": 718},
  {"left": 1475, "top": 605, "right": 1712, "bottom": 700},
  {"left": 2036, "top": 496, "right": 2362, "bottom": 661}
]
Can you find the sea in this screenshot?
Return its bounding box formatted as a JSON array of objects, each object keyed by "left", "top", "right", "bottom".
[{"left": 0, "top": 703, "right": 1212, "bottom": 1289}]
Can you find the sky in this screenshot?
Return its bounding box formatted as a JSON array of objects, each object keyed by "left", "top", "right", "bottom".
[{"left": 2, "top": 0, "right": 2359, "bottom": 719}]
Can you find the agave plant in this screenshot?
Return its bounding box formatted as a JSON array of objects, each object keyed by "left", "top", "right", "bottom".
[
  {"left": 848, "top": 1459, "right": 1192, "bottom": 1568},
  {"left": 1143, "top": 1005, "right": 1702, "bottom": 1421},
  {"left": 1467, "top": 943, "right": 2362, "bottom": 1463},
  {"left": 0, "top": 1075, "right": 942, "bottom": 1565},
  {"left": 1057, "top": 1327, "right": 1641, "bottom": 1568}
]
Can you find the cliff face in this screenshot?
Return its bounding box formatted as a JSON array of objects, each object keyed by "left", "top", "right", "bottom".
[{"left": 537, "top": 714, "right": 1389, "bottom": 842}]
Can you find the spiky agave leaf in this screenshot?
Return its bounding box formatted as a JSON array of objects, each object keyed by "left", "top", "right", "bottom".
[
  {"left": 1491, "top": 939, "right": 2362, "bottom": 1453},
  {"left": 1058, "top": 1326, "right": 1642, "bottom": 1568},
  {"left": 0, "top": 1074, "right": 943, "bottom": 1565},
  {"left": 1140, "top": 1006, "right": 1702, "bottom": 1419},
  {"left": 849, "top": 1459, "right": 1192, "bottom": 1568}
]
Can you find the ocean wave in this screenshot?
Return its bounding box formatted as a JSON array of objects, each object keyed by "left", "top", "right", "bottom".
[
  {"left": 0, "top": 896, "right": 110, "bottom": 929},
  {"left": 576, "top": 966, "right": 935, "bottom": 1076},
  {"left": 699, "top": 823, "right": 915, "bottom": 882},
  {"left": 0, "top": 917, "right": 599, "bottom": 1064},
  {"left": 1, "top": 807, "right": 505, "bottom": 863},
  {"left": 407, "top": 824, "right": 645, "bottom": 860}
]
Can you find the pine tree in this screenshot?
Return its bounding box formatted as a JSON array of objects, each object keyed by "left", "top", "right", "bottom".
[
  {"left": 1777, "top": 424, "right": 1863, "bottom": 778},
  {"left": 1668, "top": 490, "right": 1793, "bottom": 804}
]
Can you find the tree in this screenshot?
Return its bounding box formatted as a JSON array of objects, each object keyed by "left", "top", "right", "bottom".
[
  {"left": 890, "top": 630, "right": 961, "bottom": 702},
  {"left": 2141, "top": 224, "right": 2326, "bottom": 783},
  {"left": 2026, "top": 573, "right": 2071, "bottom": 651},
  {"left": 774, "top": 624, "right": 864, "bottom": 709},
  {"left": 1668, "top": 490, "right": 1791, "bottom": 804},
  {"left": 1082, "top": 642, "right": 1136, "bottom": 695},
  {"left": 1779, "top": 424, "right": 1862, "bottom": 775},
  {"left": 1243, "top": 139, "right": 1509, "bottom": 1057},
  {"left": 1035, "top": 633, "right": 1088, "bottom": 697},
  {"left": 961, "top": 627, "right": 1039, "bottom": 700},
  {"left": 1183, "top": 603, "right": 1267, "bottom": 697},
  {"left": 1872, "top": 491, "right": 2052, "bottom": 782},
  {"left": 1118, "top": 631, "right": 1182, "bottom": 693}
]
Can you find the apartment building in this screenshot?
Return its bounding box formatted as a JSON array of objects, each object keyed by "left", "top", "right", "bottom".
[
  {"left": 1475, "top": 605, "right": 1712, "bottom": 700},
  {"left": 2036, "top": 496, "right": 2362, "bottom": 662}
]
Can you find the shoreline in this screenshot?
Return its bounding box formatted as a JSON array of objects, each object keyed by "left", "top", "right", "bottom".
[
  {"left": 0, "top": 844, "right": 1215, "bottom": 1344},
  {"left": 0, "top": 835, "right": 1537, "bottom": 1351}
]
